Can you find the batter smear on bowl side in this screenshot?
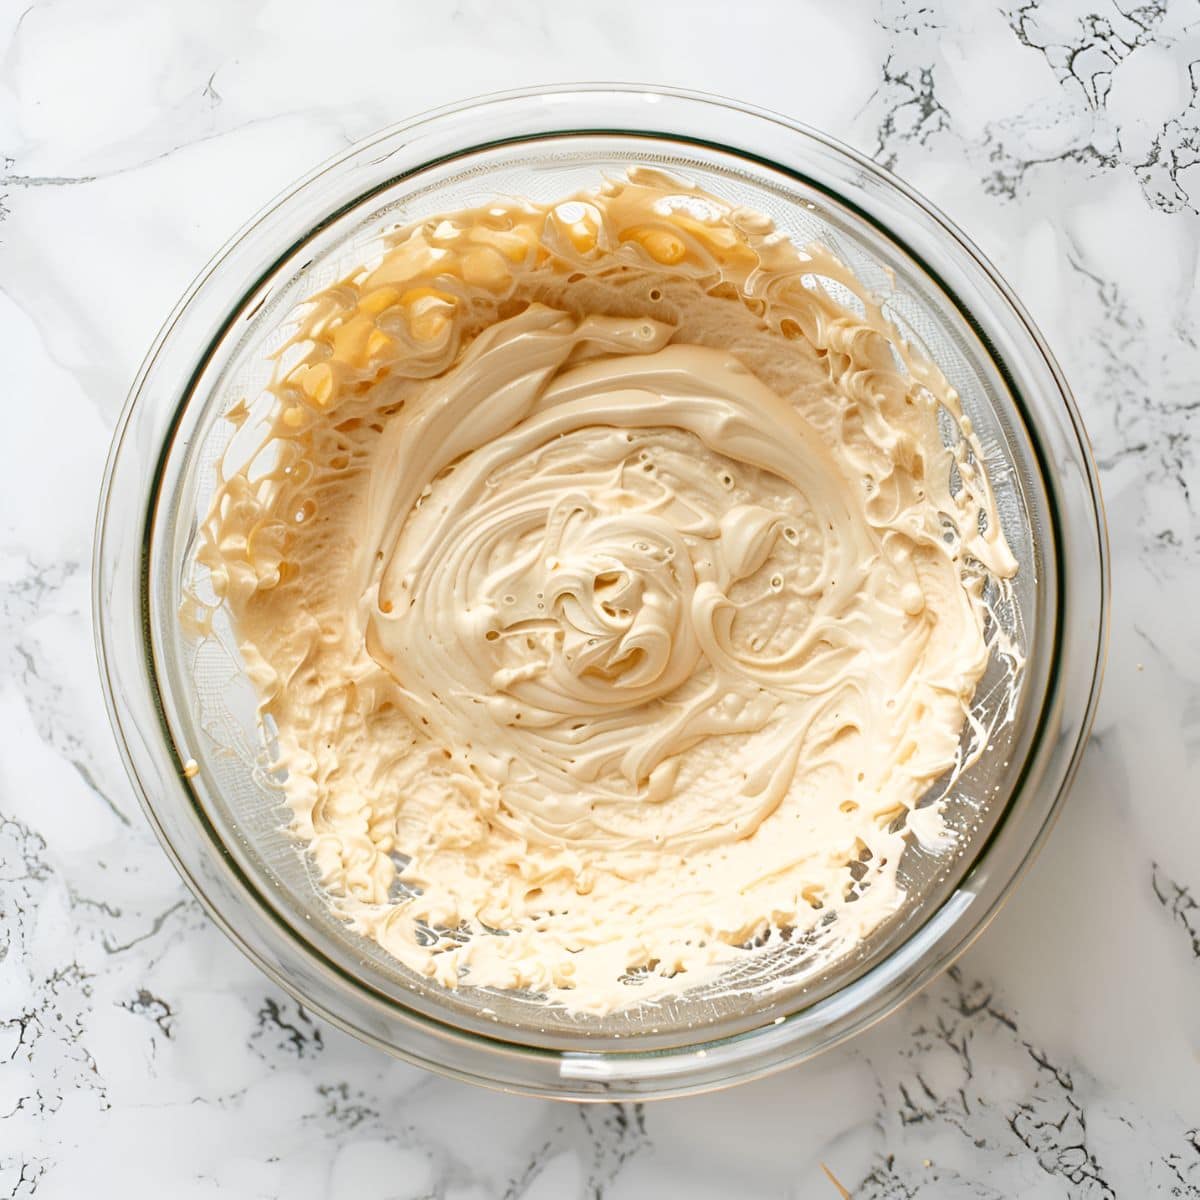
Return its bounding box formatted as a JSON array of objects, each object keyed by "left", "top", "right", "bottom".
[{"left": 193, "top": 169, "right": 1019, "bottom": 1015}]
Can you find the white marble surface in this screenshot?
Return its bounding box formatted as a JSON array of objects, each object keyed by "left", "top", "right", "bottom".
[{"left": 1, "top": 0, "right": 1198, "bottom": 1194}]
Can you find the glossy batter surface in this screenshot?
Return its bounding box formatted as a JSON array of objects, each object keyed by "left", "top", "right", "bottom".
[{"left": 196, "top": 171, "right": 1017, "bottom": 1013}]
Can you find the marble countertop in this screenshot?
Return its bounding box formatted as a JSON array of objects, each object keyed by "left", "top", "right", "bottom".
[{"left": 2, "top": 0, "right": 1198, "bottom": 1195}]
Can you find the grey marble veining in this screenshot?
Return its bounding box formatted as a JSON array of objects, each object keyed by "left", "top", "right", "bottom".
[{"left": 1, "top": 0, "right": 1197, "bottom": 1195}]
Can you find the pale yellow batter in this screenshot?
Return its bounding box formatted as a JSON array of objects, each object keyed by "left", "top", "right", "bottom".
[{"left": 195, "top": 170, "right": 1017, "bottom": 1014}]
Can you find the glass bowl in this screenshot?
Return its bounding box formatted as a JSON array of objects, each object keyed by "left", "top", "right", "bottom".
[{"left": 93, "top": 85, "right": 1108, "bottom": 1099}]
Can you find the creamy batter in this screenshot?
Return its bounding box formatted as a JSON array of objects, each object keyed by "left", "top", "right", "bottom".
[{"left": 195, "top": 170, "right": 1018, "bottom": 1014}]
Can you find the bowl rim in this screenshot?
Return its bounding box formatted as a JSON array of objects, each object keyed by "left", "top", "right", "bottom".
[{"left": 93, "top": 83, "right": 1109, "bottom": 1099}]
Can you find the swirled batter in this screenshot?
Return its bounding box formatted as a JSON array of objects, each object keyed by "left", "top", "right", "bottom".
[{"left": 195, "top": 170, "right": 1018, "bottom": 1014}]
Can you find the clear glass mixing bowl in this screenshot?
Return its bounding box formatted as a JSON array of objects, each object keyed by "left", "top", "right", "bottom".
[{"left": 94, "top": 86, "right": 1108, "bottom": 1099}]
